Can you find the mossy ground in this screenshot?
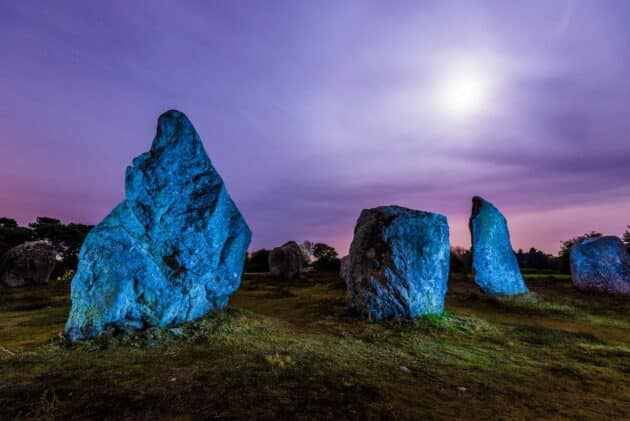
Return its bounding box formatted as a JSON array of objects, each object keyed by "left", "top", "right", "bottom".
[{"left": 0, "top": 274, "right": 628, "bottom": 419}]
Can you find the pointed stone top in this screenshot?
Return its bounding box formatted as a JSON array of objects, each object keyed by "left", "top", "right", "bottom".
[
  {"left": 157, "top": 109, "right": 189, "bottom": 126},
  {"left": 152, "top": 109, "right": 198, "bottom": 152}
]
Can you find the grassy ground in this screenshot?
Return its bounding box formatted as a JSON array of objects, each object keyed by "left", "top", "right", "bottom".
[
  {"left": 0, "top": 274, "right": 628, "bottom": 419},
  {"left": 523, "top": 273, "right": 572, "bottom": 281}
]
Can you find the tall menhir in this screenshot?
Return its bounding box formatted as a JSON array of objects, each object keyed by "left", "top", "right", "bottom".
[{"left": 65, "top": 110, "right": 251, "bottom": 340}]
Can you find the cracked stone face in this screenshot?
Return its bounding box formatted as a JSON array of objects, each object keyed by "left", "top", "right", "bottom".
[
  {"left": 345, "top": 206, "right": 450, "bottom": 320},
  {"left": 65, "top": 110, "right": 251, "bottom": 341}
]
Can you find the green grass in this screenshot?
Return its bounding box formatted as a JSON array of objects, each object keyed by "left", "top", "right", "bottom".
[{"left": 0, "top": 274, "right": 628, "bottom": 419}]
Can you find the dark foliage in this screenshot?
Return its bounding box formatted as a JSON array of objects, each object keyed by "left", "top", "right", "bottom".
[
  {"left": 623, "top": 226, "right": 630, "bottom": 253},
  {"left": 29, "top": 218, "right": 92, "bottom": 256},
  {"left": 0, "top": 218, "right": 34, "bottom": 257},
  {"left": 310, "top": 243, "right": 340, "bottom": 272},
  {"left": 450, "top": 247, "right": 472, "bottom": 274},
  {"left": 516, "top": 247, "right": 560, "bottom": 272},
  {"left": 0, "top": 217, "right": 18, "bottom": 228},
  {"left": 312, "top": 243, "right": 338, "bottom": 260},
  {"left": 312, "top": 256, "right": 341, "bottom": 273},
  {"left": 246, "top": 249, "right": 270, "bottom": 273}
]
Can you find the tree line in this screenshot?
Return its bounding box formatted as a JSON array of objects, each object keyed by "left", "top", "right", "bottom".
[{"left": 2, "top": 216, "right": 629, "bottom": 276}]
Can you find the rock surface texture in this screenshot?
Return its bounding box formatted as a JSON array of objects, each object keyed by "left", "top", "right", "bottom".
[
  {"left": 469, "top": 196, "right": 528, "bottom": 295},
  {"left": 268, "top": 241, "right": 303, "bottom": 279},
  {"left": 345, "top": 206, "right": 450, "bottom": 320},
  {"left": 570, "top": 236, "right": 630, "bottom": 295},
  {"left": 0, "top": 241, "right": 56, "bottom": 287},
  {"left": 339, "top": 255, "right": 350, "bottom": 280},
  {"left": 65, "top": 110, "right": 251, "bottom": 341}
]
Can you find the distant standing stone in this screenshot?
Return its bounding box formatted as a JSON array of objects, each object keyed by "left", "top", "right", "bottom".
[
  {"left": 469, "top": 196, "right": 528, "bottom": 295},
  {"left": 0, "top": 241, "right": 57, "bottom": 287},
  {"left": 65, "top": 110, "right": 251, "bottom": 341},
  {"left": 345, "top": 206, "right": 450, "bottom": 320},
  {"left": 570, "top": 236, "right": 630, "bottom": 295},
  {"left": 268, "top": 241, "right": 303, "bottom": 280},
  {"left": 339, "top": 255, "right": 350, "bottom": 280}
]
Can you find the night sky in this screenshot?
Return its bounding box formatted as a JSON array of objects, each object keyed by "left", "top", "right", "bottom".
[{"left": 2, "top": 1, "right": 630, "bottom": 255}]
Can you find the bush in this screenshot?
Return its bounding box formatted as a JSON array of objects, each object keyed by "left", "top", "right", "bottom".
[
  {"left": 450, "top": 247, "right": 471, "bottom": 274},
  {"left": 312, "top": 256, "right": 341, "bottom": 273}
]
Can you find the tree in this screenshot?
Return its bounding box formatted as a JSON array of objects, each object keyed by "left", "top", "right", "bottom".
[
  {"left": 311, "top": 243, "right": 340, "bottom": 272},
  {"left": 623, "top": 226, "right": 630, "bottom": 253},
  {"left": 27, "top": 217, "right": 93, "bottom": 275},
  {"left": 558, "top": 231, "right": 602, "bottom": 274},
  {"left": 28, "top": 217, "right": 92, "bottom": 255},
  {"left": 450, "top": 247, "right": 472, "bottom": 274},
  {"left": 0, "top": 218, "right": 18, "bottom": 228},
  {"left": 515, "top": 247, "right": 559, "bottom": 272},
  {"left": 55, "top": 223, "right": 93, "bottom": 272},
  {"left": 29, "top": 217, "right": 63, "bottom": 248},
  {"left": 0, "top": 217, "right": 33, "bottom": 256},
  {"left": 312, "top": 243, "right": 338, "bottom": 260}
]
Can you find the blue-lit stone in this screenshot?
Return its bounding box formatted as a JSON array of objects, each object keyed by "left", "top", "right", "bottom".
[
  {"left": 469, "top": 196, "right": 528, "bottom": 295},
  {"left": 570, "top": 236, "right": 630, "bottom": 295},
  {"left": 345, "top": 206, "right": 450, "bottom": 320},
  {"left": 65, "top": 110, "right": 252, "bottom": 341}
]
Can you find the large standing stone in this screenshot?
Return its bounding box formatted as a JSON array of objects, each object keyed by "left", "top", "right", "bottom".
[
  {"left": 570, "top": 236, "right": 630, "bottom": 295},
  {"left": 469, "top": 196, "right": 528, "bottom": 295},
  {"left": 268, "top": 241, "right": 303, "bottom": 279},
  {"left": 0, "top": 241, "right": 56, "bottom": 287},
  {"left": 65, "top": 110, "right": 252, "bottom": 341},
  {"left": 345, "top": 206, "right": 450, "bottom": 320}
]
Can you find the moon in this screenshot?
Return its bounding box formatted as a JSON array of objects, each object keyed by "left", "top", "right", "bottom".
[{"left": 434, "top": 62, "right": 493, "bottom": 119}]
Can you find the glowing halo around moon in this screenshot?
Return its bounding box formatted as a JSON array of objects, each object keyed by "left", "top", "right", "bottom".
[{"left": 433, "top": 60, "right": 495, "bottom": 120}]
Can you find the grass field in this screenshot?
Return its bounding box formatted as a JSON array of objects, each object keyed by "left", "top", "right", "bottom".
[
  {"left": 1, "top": 274, "right": 628, "bottom": 419},
  {"left": 522, "top": 273, "right": 572, "bottom": 281}
]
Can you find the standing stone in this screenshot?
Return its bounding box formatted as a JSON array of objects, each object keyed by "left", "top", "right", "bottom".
[
  {"left": 345, "top": 206, "right": 450, "bottom": 320},
  {"left": 268, "top": 241, "right": 303, "bottom": 279},
  {"left": 0, "top": 241, "right": 57, "bottom": 287},
  {"left": 339, "top": 255, "right": 350, "bottom": 280},
  {"left": 570, "top": 236, "right": 630, "bottom": 295},
  {"left": 65, "top": 110, "right": 252, "bottom": 341},
  {"left": 469, "top": 196, "right": 528, "bottom": 295}
]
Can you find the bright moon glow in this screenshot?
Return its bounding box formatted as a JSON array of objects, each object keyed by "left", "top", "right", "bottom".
[{"left": 434, "top": 63, "right": 493, "bottom": 119}]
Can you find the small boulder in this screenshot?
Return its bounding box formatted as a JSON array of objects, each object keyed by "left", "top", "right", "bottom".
[
  {"left": 65, "top": 110, "right": 251, "bottom": 341},
  {"left": 345, "top": 206, "right": 450, "bottom": 320},
  {"left": 268, "top": 241, "right": 303, "bottom": 279},
  {"left": 469, "top": 196, "right": 528, "bottom": 295},
  {"left": 570, "top": 236, "right": 630, "bottom": 295},
  {"left": 0, "top": 241, "right": 57, "bottom": 287}
]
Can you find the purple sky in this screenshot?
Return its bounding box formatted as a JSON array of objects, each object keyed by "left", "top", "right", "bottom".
[{"left": 1, "top": 1, "right": 630, "bottom": 255}]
